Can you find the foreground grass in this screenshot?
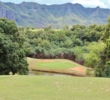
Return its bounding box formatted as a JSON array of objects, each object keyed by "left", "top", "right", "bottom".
[{"left": 0, "top": 76, "right": 110, "bottom": 100}]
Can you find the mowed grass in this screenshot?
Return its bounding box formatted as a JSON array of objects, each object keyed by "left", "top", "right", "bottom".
[
  {"left": 0, "top": 76, "right": 110, "bottom": 100},
  {"left": 27, "top": 57, "right": 82, "bottom": 70},
  {"left": 27, "top": 57, "right": 87, "bottom": 76},
  {"left": 36, "top": 60, "right": 77, "bottom": 69}
]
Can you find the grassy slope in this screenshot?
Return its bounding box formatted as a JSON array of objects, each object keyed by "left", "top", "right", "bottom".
[
  {"left": 0, "top": 76, "right": 110, "bottom": 100},
  {"left": 27, "top": 57, "right": 83, "bottom": 69},
  {"left": 35, "top": 59, "right": 77, "bottom": 69},
  {"left": 27, "top": 57, "right": 87, "bottom": 76}
]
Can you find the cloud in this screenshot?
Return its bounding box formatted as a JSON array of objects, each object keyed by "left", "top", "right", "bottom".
[
  {"left": 31, "top": 0, "right": 70, "bottom": 4},
  {"left": 106, "top": 0, "right": 110, "bottom": 5},
  {"left": 2, "top": 0, "right": 110, "bottom": 8},
  {"left": 72, "top": 0, "right": 108, "bottom": 8}
]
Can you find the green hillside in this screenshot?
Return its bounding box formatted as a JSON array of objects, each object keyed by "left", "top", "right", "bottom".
[{"left": 0, "top": 2, "right": 110, "bottom": 28}]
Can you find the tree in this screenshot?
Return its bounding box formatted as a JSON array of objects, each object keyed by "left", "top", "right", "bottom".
[
  {"left": 0, "top": 18, "right": 28, "bottom": 75},
  {"left": 84, "top": 42, "right": 106, "bottom": 68},
  {"left": 73, "top": 46, "right": 87, "bottom": 62},
  {"left": 101, "top": 17, "right": 110, "bottom": 42},
  {"left": 95, "top": 17, "right": 110, "bottom": 77},
  {"left": 103, "top": 61, "right": 110, "bottom": 77}
]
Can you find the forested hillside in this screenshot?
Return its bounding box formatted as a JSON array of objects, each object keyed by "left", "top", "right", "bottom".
[
  {"left": 0, "top": 1, "right": 110, "bottom": 77},
  {"left": 21, "top": 24, "right": 104, "bottom": 63},
  {"left": 0, "top": 17, "right": 110, "bottom": 77},
  {"left": 16, "top": 16, "right": 110, "bottom": 77},
  {"left": 0, "top": 1, "right": 110, "bottom": 28}
]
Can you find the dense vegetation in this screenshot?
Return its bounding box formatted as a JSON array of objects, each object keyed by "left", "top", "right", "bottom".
[
  {"left": 95, "top": 17, "right": 110, "bottom": 77},
  {"left": 0, "top": 17, "right": 110, "bottom": 77},
  {"left": 21, "top": 24, "right": 105, "bottom": 63},
  {"left": 0, "top": 18, "right": 28, "bottom": 75},
  {"left": 17, "top": 17, "right": 110, "bottom": 77}
]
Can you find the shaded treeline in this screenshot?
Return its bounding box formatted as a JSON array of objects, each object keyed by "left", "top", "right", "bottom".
[{"left": 19, "top": 24, "right": 105, "bottom": 65}]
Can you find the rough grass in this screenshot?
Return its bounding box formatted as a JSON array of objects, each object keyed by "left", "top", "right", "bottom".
[{"left": 0, "top": 76, "right": 110, "bottom": 100}]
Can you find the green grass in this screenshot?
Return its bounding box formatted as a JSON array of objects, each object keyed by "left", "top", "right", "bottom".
[
  {"left": 27, "top": 57, "right": 88, "bottom": 76},
  {"left": 27, "top": 58, "right": 81, "bottom": 70},
  {"left": 0, "top": 76, "right": 110, "bottom": 100},
  {"left": 36, "top": 60, "right": 77, "bottom": 69}
]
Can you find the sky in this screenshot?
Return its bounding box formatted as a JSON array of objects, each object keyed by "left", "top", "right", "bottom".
[{"left": 1, "top": 0, "right": 110, "bottom": 8}]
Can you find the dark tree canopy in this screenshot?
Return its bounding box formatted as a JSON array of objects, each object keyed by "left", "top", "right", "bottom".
[
  {"left": 0, "top": 18, "right": 28, "bottom": 75},
  {"left": 95, "top": 17, "right": 110, "bottom": 77}
]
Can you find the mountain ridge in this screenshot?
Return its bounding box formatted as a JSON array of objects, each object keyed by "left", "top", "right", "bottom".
[{"left": 0, "top": 2, "right": 110, "bottom": 28}]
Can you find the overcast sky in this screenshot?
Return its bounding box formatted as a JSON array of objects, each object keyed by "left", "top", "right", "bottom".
[{"left": 2, "top": 0, "right": 110, "bottom": 8}]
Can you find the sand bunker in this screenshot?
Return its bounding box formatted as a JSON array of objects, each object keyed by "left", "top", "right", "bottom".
[
  {"left": 70, "top": 66, "right": 86, "bottom": 72},
  {"left": 38, "top": 59, "right": 54, "bottom": 62}
]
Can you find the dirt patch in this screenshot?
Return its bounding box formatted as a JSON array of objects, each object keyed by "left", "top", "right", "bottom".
[
  {"left": 70, "top": 67, "right": 86, "bottom": 72},
  {"left": 38, "top": 59, "right": 54, "bottom": 62},
  {"left": 69, "top": 66, "right": 87, "bottom": 76}
]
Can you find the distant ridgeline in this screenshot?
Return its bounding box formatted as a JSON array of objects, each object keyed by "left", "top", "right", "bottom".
[{"left": 0, "top": 1, "right": 110, "bottom": 28}]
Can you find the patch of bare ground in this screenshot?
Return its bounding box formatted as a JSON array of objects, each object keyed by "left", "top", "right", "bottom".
[
  {"left": 69, "top": 66, "right": 86, "bottom": 76},
  {"left": 38, "top": 59, "right": 54, "bottom": 62},
  {"left": 70, "top": 66, "right": 86, "bottom": 71}
]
